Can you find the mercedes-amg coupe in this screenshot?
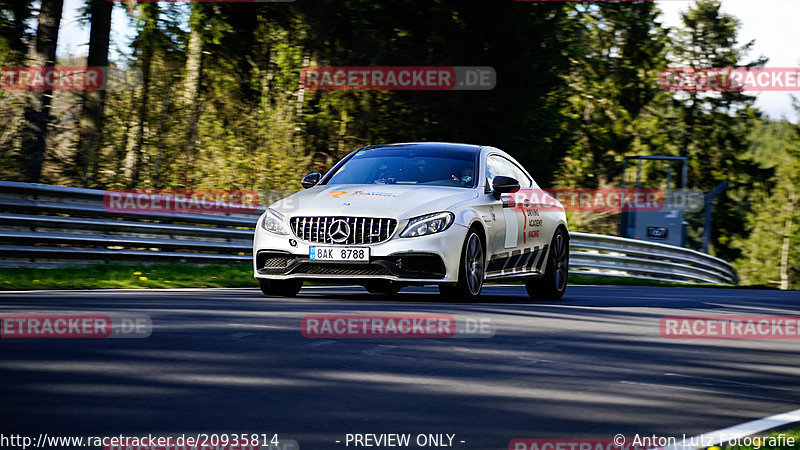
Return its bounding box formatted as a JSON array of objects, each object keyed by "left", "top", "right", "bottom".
[{"left": 253, "top": 142, "right": 569, "bottom": 300}]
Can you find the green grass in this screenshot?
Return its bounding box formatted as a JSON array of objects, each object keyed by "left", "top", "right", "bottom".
[
  {"left": 720, "top": 428, "right": 800, "bottom": 450},
  {"left": 0, "top": 263, "right": 256, "bottom": 290},
  {"left": 0, "top": 264, "right": 762, "bottom": 291}
]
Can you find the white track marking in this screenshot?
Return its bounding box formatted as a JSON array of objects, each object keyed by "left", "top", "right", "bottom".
[{"left": 662, "top": 406, "right": 800, "bottom": 449}]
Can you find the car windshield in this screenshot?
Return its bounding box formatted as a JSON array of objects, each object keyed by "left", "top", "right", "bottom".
[{"left": 325, "top": 147, "right": 476, "bottom": 188}]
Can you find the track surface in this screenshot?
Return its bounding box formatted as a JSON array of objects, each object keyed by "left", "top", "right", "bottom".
[{"left": 1, "top": 285, "right": 800, "bottom": 449}]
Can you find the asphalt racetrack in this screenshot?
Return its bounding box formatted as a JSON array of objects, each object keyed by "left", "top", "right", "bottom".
[{"left": 1, "top": 285, "right": 799, "bottom": 449}]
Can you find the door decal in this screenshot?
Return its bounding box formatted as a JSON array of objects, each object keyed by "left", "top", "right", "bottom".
[{"left": 503, "top": 208, "right": 518, "bottom": 248}]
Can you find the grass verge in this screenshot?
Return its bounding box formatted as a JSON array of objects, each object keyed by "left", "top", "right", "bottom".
[
  {"left": 0, "top": 263, "right": 752, "bottom": 290},
  {"left": 0, "top": 263, "right": 255, "bottom": 290}
]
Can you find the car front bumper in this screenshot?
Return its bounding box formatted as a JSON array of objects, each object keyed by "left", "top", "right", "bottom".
[{"left": 253, "top": 223, "right": 467, "bottom": 283}]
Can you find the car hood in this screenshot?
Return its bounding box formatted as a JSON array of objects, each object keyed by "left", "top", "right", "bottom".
[{"left": 270, "top": 184, "right": 478, "bottom": 219}]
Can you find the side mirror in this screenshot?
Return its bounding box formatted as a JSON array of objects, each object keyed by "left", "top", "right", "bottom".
[
  {"left": 491, "top": 175, "right": 520, "bottom": 200},
  {"left": 301, "top": 173, "right": 322, "bottom": 189}
]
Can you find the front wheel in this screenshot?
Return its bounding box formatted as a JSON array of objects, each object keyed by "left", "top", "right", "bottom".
[
  {"left": 258, "top": 278, "right": 302, "bottom": 297},
  {"left": 439, "top": 229, "right": 484, "bottom": 300},
  {"left": 525, "top": 227, "right": 569, "bottom": 300}
]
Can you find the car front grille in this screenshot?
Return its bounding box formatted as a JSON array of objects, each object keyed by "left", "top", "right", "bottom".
[
  {"left": 289, "top": 262, "right": 392, "bottom": 277},
  {"left": 256, "top": 251, "right": 296, "bottom": 274},
  {"left": 289, "top": 216, "right": 397, "bottom": 245},
  {"left": 263, "top": 256, "right": 292, "bottom": 270}
]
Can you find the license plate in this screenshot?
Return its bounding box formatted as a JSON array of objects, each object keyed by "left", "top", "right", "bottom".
[{"left": 309, "top": 246, "right": 369, "bottom": 261}]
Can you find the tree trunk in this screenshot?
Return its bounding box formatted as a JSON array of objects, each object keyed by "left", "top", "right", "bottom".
[
  {"left": 183, "top": 11, "right": 203, "bottom": 107},
  {"left": 19, "top": 0, "right": 63, "bottom": 183},
  {"left": 75, "top": 0, "right": 113, "bottom": 188},
  {"left": 780, "top": 192, "right": 796, "bottom": 290},
  {"left": 125, "top": 3, "right": 157, "bottom": 189},
  {"left": 181, "top": 6, "right": 204, "bottom": 188}
]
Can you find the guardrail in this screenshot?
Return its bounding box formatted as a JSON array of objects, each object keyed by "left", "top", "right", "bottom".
[
  {"left": 0, "top": 181, "right": 737, "bottom": 285},
  {"left": 569, "top": 232, "right": 737, "bottom": 285}
]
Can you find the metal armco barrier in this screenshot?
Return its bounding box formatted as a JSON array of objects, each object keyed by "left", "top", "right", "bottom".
[
  {"left": 0, "top": 181, "right": 737, "bottom": 285},
  {"left": 569, "top": 232, "right": 736, "bottom": 285}
]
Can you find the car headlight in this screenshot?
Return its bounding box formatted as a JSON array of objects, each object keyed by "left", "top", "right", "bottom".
[
  {"left": 260, "top": 208, "right": 289, "bottom": 235},
  {"left": 400, "top": 212, "right": 455, "bottom": 238}
]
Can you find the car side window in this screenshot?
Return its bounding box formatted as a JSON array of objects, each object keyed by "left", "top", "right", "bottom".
[
  {"left": 486, "top": 155, "right": 532, "bottom": 189},
  {"left": 507, "top": 160, "right": 533, "bottom": 189},
  {"left": 485, "top": 156, "right": 503, "bottom": 187}
]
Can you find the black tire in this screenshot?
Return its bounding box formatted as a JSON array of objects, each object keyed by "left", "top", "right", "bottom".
[
  {"left": 438, "top": 229, "right": 485, "bottom": 300},
  {"left": 258, "top": 278, "right": 302, "bottom": 297},
  {"left": 525, "top": 227, "right": 569, "bottom": 300},
  {"left": 364, "top": 281, "right": 402, "bottom": 296}
]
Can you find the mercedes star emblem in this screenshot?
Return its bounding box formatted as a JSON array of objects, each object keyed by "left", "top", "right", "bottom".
[{"left": 328, "top": 219, "right": 351, "bottom": 243}]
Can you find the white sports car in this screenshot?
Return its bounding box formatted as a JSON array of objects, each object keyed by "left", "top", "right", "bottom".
[{"left": 253, "top": 142, "right": 569, "bottom": 300}]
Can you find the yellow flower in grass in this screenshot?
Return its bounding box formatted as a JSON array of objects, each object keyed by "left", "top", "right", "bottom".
[
  {"left": 164, "top": 280, "right": 171, "bottom": 283},
  {"left": 133, "top": 272, "right": 142, "bottom": 275},
  {"left": 138, "top": 276, "right": 148, "bottom": 281}
]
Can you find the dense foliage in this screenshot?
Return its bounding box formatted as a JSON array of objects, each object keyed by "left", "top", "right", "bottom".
[{"left": 0, "top": 0, "right": 797, "bottom": 288}]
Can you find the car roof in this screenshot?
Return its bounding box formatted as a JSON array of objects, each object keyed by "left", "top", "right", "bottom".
[{"left": 360, "top": 142, "right": 482, "bottom": 153}]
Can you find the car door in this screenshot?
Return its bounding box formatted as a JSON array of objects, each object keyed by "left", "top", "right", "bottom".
[{"left": 483, "top": 153, "right": 545, "bottom": 275}]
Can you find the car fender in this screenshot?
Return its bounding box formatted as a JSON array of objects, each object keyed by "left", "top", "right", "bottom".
[{"left": 452, "top": 207, "right": 484, "bottom": 232}]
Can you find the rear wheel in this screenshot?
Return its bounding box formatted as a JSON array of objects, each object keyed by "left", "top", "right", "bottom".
[
  {"left": 438, "top": 229, "right": 484, "bottom": 300},
  {"left": 364, "top": 281, "right": 402, "bottom": 296},
  {"left": 525, "top": 227, "right": 569, "bottom": 300},
  {"left": 258, "top": 278, "right": 302, "bottom": 297}
]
